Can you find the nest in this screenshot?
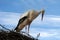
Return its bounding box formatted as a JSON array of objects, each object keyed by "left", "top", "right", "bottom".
[{"left": 0, "top": 30, "right": 38, "bottom": 40}]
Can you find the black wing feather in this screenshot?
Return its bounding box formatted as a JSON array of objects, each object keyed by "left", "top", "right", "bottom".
[{"left": 15, "top": 16, "right": 28, "bottom": 30}]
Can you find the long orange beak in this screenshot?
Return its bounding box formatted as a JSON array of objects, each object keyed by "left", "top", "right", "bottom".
[{"left": 41, "top": 9, "right": 45, "bottom": 21}]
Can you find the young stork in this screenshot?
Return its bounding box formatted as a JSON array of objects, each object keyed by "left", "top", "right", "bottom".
[{"left": 15, "top": 9, "right": 45, "bottom": 33}]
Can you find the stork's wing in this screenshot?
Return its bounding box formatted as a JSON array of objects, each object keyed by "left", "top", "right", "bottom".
[{"left": 15, "top": 16, "right": 28, "bottom": 30}]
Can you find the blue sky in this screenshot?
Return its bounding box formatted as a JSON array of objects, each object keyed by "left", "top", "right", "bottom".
[{"left": 0, "top": 0, "right": 60, "bottom": 40}]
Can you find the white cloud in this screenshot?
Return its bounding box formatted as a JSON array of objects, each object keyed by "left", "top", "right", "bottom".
[
  {"left": 49, "top": 17, "right": 60, "bottom": 21},
  {"left": 0, "top": 12, "right": 21, "bottom": 25},
  {"left": 29, "top": 28, "right": 60, "bottom": 39},
  {"left": 31, "top": 15, "right": 60, "bottom": 27},
  {"left": 40, "top": 31, "right": 58, "bottom": 37}
]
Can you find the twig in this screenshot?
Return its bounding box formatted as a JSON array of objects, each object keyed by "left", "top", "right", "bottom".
[
  {"left": 36, "top": 33, "right": 40, "bottom": 39},
  {"left": 0, "top": 24, "right": 12, "bottom": 32}
]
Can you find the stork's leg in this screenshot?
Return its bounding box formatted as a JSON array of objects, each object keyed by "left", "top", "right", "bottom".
[
  {"left": 25, "top": 26, "right": 27, "bottom": 33},
  {"left": 28, "top": 23, "right": 30, "bottom": 34}
]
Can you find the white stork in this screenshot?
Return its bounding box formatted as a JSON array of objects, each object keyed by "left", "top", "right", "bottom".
[{"left": 15, "top": 9, "right": 45, "bottom": 33}]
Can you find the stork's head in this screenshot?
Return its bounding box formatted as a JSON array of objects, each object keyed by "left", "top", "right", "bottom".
[{"left": 40, "top": 9, "right": 45, "bottom": 21}]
